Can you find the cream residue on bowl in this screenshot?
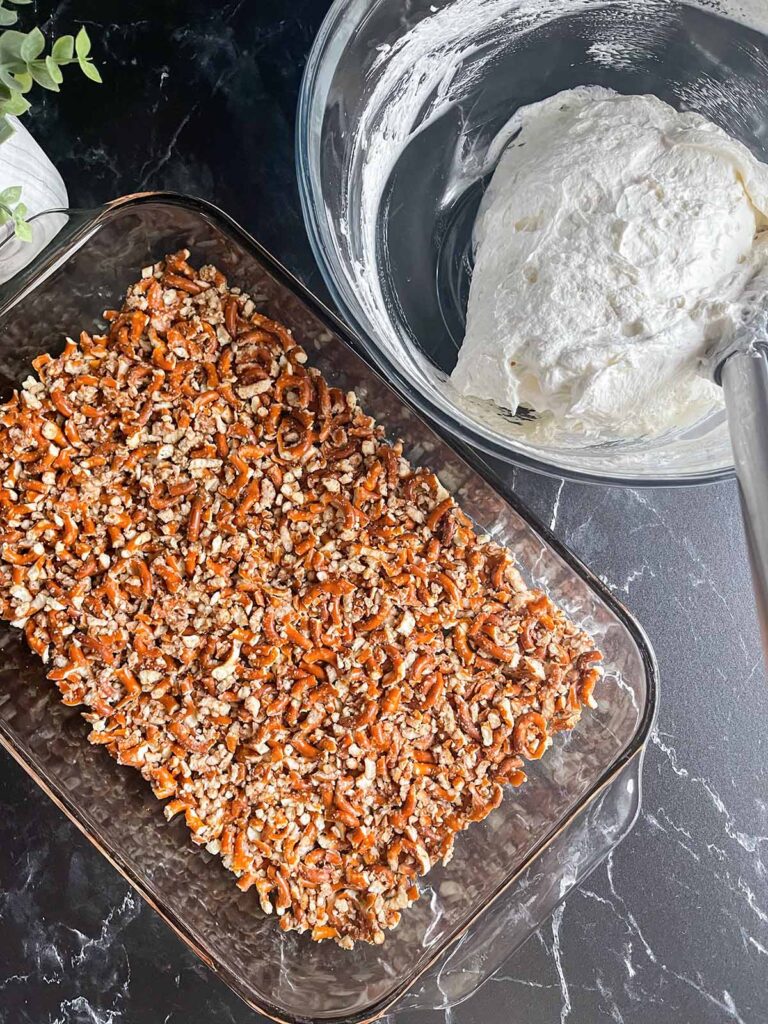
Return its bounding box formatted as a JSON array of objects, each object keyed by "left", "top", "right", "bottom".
[{"left": 342, "top": 0, "right": 768, "bottom": 450}]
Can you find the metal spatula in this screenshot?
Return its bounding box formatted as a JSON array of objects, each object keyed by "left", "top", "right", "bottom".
[{"left": 715, "top": 313, "right": 768, "bottom": 660}]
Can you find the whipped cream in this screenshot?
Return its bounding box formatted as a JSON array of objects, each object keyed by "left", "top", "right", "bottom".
[{"left": 451, "top": 87, "right": 768, "bottom": 438}]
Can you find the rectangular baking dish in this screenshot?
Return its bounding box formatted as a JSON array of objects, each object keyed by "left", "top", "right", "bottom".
[{"left": 0, "top": 193, "right": 657, "bottom": 1024}]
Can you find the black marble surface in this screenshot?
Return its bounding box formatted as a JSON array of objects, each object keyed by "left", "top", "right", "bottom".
[{"left": 1, "top": 3, "right": 767, "bottom": 1023}]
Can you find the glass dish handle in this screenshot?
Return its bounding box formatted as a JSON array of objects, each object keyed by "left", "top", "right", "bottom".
[
  {"left": 0, "top": 195, "right": 161, "bottom": 311},
  {"left": 400, "top": 754, "right": 644, "bottom": 1013},
  {"left": 0, "top": 205, "right": 105, "bottom": 313}
]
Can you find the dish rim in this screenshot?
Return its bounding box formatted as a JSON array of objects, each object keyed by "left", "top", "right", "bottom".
[{"left": 0, "top": 191, "right": 659, "bottom": 1024}]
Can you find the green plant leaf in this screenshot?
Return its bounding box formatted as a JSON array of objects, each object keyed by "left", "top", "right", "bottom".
[
  {"left": 13, "top": 70, "right": 32, "bottom": 92},
  {"left": 13, "top": 200, "right": 26, "bottom": 219},
  {"left": 2, "top": 91, "right": 29, "bottom": 114},
  {"left": 0, "top": 115, "right": 14, "bottom": 143},
  {"left": 51, "top": 34, "right": 74, "bottom": 62},
  {"left": 29, "top": 62, "right": 60, "bottom": 91},
  {"left": 0, "top": 208, "right": 9, "bottom": 226},
  {"left": 0, "top": 67, "right": 21, "bottom": 92},
  {"left": 75, "top": 26, "right": 91, "bottom": 59},
  {"left": 79, "top": 58, "right": 102, "bottom": 83},
  {"left": 0, "top": 185, "right": 21, "bottom": 205},
  {"left": 14, "top": 217, "right": 32, "bottom": 242},
  {"left": 19, "top": 26, "right": 45, "bottom": 62},
  {"left": 0, "top": 30, "right": 27, "bottom": 64},
  {"left": 45, "top": 55, "right": 64, "bottom": 84},
  {"left": 0, "top": 8, "right": 19, "bottom": 27}
]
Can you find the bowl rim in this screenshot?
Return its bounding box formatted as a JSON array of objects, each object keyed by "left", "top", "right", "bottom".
[{"left": 295, "top": 0, "right": 737, "bottom": 489}]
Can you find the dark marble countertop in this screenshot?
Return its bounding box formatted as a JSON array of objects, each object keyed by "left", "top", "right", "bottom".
[{"left": 1, "top": 3, "right": 766, "bottom": 1023}]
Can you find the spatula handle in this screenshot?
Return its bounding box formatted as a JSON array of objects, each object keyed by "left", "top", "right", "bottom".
[{"left": 721, "top": 345, "right": 768, "bottom": 662}]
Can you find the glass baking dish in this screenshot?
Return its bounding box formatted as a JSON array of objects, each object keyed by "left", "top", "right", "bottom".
[{"left": 0, "top": 193, "right": 657, "bottom": 1024}]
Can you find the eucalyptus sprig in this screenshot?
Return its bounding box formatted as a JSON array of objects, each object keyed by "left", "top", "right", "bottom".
[
  {"left": 0, "top": 0, "right": 102, "bottom": 240},
  {"left": 0, "top": 21, "right": 102, "bottom": 142}
]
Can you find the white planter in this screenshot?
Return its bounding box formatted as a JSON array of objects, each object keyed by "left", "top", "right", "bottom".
[{"left": 0, "top": 117, "right": 68, "bottom": 285}]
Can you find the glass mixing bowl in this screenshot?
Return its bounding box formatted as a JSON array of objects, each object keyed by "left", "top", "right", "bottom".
[{"left": 297, "top": 0, "right": 768, "bottom": 484}]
